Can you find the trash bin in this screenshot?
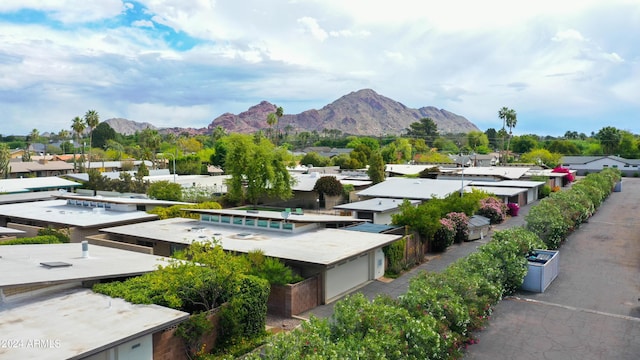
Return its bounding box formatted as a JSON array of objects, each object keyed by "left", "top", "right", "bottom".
[
  {"left": 613, "top": 180, "right": 622, "bottom": 192},
  {"left": 522, "top": 250, "right": 559, "bottom": 292}
]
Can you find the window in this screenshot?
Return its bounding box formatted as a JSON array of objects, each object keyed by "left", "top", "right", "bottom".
[
  {"left": 245, "top": 219, "right": 255, "bottom": 226},
  {"left": 257, "top": 219, "right": 268, "bottom": 228},
  {"left": 233, "top": 217, "right": 243, "bottom": 225},
  {"left": 270, "top": 221, "right": 281, "bottom": 229},
  {"left": 201, "top": 215, "right": 211, "bottom": 222},
  {"left": 220, "top": 216, "right": 231, "bottom": 224}
]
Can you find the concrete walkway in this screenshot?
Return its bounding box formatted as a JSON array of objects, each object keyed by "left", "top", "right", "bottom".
[{"left": 301, "top": 179, "right": 640, "bottom": 359}]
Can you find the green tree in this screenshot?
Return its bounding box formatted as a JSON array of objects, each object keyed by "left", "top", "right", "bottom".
[
  {"left": 91, "top": 122, "right": 117, "bottom": 149},
  {"left": 23, "top": 128, "right": 40, "bottom": 161},
  {"left": 498, "top": 107, "right": 517, "bottom": 164},
  {"left": 139, "top": 128, "right": 162, "bottom": 169},
  {"left": 380, "top": 137, "right": 412, "bottom": 163},
  {"left": 510, "top": 134, "right": 539, "bottom": 154},
  {"left": 618, "top": 131, "right": 639, "bottom": 158},
  {"left": 367, "top": 150, "right": 385, "bottom": 184},
  {"left": 485, "top": 127, "right": 499, "bottom": 149},
  {"left": 545, "top": 140, "right": 580, "bottom": 155},
  {"left": 71, "top": 116, "right": 86, "bottom": 171},
  {"left": 406, "top": 118, "right": 438, "bottom": 146},
  {"left": 147, "top": 180, "right": 182, "bottom": 201},
  {"left": 0, "top": 143, "right": 10, "bottom": 179},
  {"left": 313, "top": 176, "right": 343, "bottom": 196},
  {"left": 299, "top": 152, "right": 330, "bottom": 167},
  {"left": 84, "top": 109, "right": 100, "bottom": 163},
  {"left": 466, "top": 131, "right": 489, "bottom": 153},
  {"left": 432, "top": 137, "right": 459, "bottom": 154},
  {"left": 521, "top": 149, "right": 562, "bottom": 168},
  {"left": 595, "top": 126, "right": 621, "bottom": 155},
  {"left": 225, "top": 133, "right": 292, "bottom": 205}
]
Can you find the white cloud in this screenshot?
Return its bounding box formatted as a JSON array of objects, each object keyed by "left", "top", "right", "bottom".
[
  {"left": 552, "top": 29, "right": 586, "bottom": 42},
  {"left": 297, "top": 17, "right": 328, "bottom": 42},
  {"left": 132, "top": 19, "right": 154, "bottom": 28}
]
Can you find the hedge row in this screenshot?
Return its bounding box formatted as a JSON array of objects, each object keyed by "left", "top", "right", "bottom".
[
  {"left": 525, "top": 168, "right": 621, "bottom": 249},
  {"left": 0, "top": 235, "right": 62, "bottom": 245},
  {"left": 247, "top": 228, "right": 546, "bottom": 360}
]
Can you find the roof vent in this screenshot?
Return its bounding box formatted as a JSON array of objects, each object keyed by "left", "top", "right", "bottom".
[{"left": 40, "top": 261, "right": 72, "bottom": 269}]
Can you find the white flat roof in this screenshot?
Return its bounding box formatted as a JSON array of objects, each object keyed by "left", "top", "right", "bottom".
[
  {"left": 0, "top": 288, "right": 188, "bottom": 360},
  {"left": 0, "top": 190, "right": 59, "bottom": 204},
  {"left": 470, "top": 180, "right": 545, "bottom": 188},
  {"left": 384, "top": 164, "right": 432, "bottom": 175},
  {"left": 468, "top": 186, "right": 526, "bottom": 197},
  {"left": 0, "top": 243, "right": 172, "bottom": 288},
  {"left": 0, "top": 177, "right": 81, "bottom": 194},
  {"left": 54, "top": 193, "right": 192, "bottom": 206},
  {"left": 0, "top": 226, "right": 25, "bottom": 235},
  {"left": 191, "top": 208, "right": 364, "bottom": 224},
  {"left": 455, "top": 166, "right": 530, "bottom": 179},
  {"left": 100, "top": 218, "right": 401, "bottom": 266},
  {"left": 334, "top": 198, "right": 420, "bottom": 212},
  {"left": 0, "top": 200, "right": 158, "bottom": 228},
  {"left": 357, "top": 178, "right": 470, "bottom": 200}
]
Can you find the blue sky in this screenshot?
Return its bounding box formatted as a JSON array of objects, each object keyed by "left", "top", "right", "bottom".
[{"left": 0, "top": 0, "right": 639, "bottom": 137}]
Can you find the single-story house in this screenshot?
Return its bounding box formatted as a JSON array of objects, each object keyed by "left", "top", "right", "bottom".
[
  {"left": 469, "top": 180, "right": 546, "bottom": 205},
  {"left": 438, "top": 166, "right": 531, "bottom": 182},
  {"left": 7, "top": 159, "right": 75, "bottom": 178},
  {"left": 0, "top": 176, "right": 81, "bottom": 194},
  {"left": 560, "top": 155, "right": 640, "bottom": 176},
  {"left": 356, "top": 178, "right": 471, "bottom": 202},
  {"left": 333, "top": 198, "right": 420, "bottom": 225},
  {"left": 385, "top": 164, "right": 433, "bottom": 177},
  {"left": 0, "top": 243, "right": 188, "bottom": 360},
  {"left": 95, "top": 209, "right": 402, "bottom": 305},
  {"left": 0, "top": 198, "right": 159, "bottom": 243}
]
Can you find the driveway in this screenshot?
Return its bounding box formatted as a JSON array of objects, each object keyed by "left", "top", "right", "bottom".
[{"left": 465, "top": 177, "right": 640, "bottom": 359}]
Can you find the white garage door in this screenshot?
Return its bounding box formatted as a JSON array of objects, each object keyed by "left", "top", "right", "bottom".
[{"left": 325, "top": 252, "right": 370, "bottom": 302}]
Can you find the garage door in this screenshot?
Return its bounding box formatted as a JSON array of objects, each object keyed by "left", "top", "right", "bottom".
[{"left": 325, "top": 252, "right": 370, "bottom": 302}]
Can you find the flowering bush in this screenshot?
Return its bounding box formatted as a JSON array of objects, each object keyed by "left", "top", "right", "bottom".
[
  {"left": 476, "top": 197, "right": 508, "bottom": 224},
  {"left": 506, "top": 203, "right": 520, "bottom": 216},
  {"left": 445, "top": 212, "right": 470, "bottom": 243},
  {"left": 432, "top": 218, "right": 456, "bottom": 252}
]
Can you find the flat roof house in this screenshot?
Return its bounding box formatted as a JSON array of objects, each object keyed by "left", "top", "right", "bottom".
[
  {"left": 0, "top": 243, "right": 188, "bottom": 360},
  {"left": 0, "top": 198, "right": 158, "bottom": 243},
  {"left": 356, "top": 178, "right": 471, "bottom": 202},
  {"left": 334, "top": 198, "right": 420, "bottom": 225},
  {"left": 96, "top": 209, "right": 403, "bottom": 305},
  {"left": 469, "top": 180, "right": 546, "bottom": 205},
  {"left": 561, "top": 155, "right": 640, "bottom": 176}
]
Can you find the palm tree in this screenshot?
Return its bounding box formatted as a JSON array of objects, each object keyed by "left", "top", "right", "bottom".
[
  {"left": 266, "top": 112, "right": 277, "bottom": 144},
  {"left": 498, "top": 107, "right": 517, "bottom": 165},
  {"left": 71, "top": 116, "right": 86, "bottom": 171},
  {"left": 275, "top": 106, "right": 283, "bottom": 146},
  {"left": 23, "top": 128, "right": 39, "bottom": 161},
  {"left": 58, "top": 129, "right": 70, "bottom": 154},
  {"left": 84, "top": 109, "right": 100, "bottom": 167}
]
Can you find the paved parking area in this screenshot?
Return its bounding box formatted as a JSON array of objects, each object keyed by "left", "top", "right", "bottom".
[{"left": 465, "top": 177, "right": 640, "bottom": 360}]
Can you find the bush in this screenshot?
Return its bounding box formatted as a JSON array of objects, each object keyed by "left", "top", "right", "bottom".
[
  {"left": 539, "top": 184, "right": 551, "bottom": 199},
  {"left": 476, "top": 197, "right": 507, "bottom": 224},
  {"left": 37, "top": 227, "right": 71, "bottom": 243},
  {"left": 382, "top": 237, "right": 407, "bottom": 276},
  {"left": 0, "top": 235, "right": 62, "bottom": 245},
  {"left": 244, "top": 250, "right": 303, "bottom": 285},
  {"left": 446, "top": 212, "right": 470, "bottom": 243},
  {"left": 432, "top": 217, "right": 455, "bottom": 252},
  {"left": 147, "top": 180, "right": 183, "bottom": 201},
  {"left": 148, "top": 201, "right": 222, "bottom": 219}
]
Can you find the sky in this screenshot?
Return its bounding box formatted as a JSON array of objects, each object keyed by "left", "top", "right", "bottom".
[{"left": 0, "top": 0, "right": 639, "bottom": 137}]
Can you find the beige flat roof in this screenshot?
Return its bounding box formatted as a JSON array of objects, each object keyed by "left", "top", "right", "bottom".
[
  {"left": 0, "top": 243, "right": 172, "bottom": 288},
  {"left": 101, "top": 218, "right": 401, "bottom": 266},
  {"left": 0, "top": 288, "right": 188, "bottom": 360}
]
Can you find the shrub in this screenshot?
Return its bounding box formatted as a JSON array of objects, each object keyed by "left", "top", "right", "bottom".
[
  {"left": 312, "top": 176, "right": 343, "bottom": 196},
  {"left": 445, "top": 212, "right": 469, "bottom": 243},
  {"left": 539, "top": 184, "right": 551, "bottom": 199},
  {"left": 37, "top": 227, "right": 71, "bottom": 243},
  {"left": 382, "top": 237, "right": 407, "bottom": 276},
  {"left": 148, "top": 201, "right": 222, "bottom": 219},
  {"left": 432, "top": 217, "right": 455, "bottom": 252},
  {"left": 244, "top": 250, "right": 303, "bottom": 285},
  {"left": 0, "top": 235, "right": 62, "bottom": 245},
  {"left": 147, "top": 180, "right": 183, "bottom": 201},
  {"left": 506, "top": 203, "right": 520, "bottom": 216},
  {"left": 476, "top": 197, "right": 507, "bottom": 224}
]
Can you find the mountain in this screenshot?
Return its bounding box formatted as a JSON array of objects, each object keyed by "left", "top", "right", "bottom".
[
  {"left": 104, "top": 118, "right": 157, "bottom": 135},
  {"left": 207, "top": 89, "right": 479, "bottom": 136}
]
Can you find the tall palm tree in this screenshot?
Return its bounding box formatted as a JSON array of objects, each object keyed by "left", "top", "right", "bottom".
[
  {"left": 84, "top": 109, "right": 100, "bottom": 167},
  {"left": 275, "top": 106, "right": 283, "bottom": 146},
  {"left": 71, "top": 116, "right": 86, "bottom": 171},
  {"left": 58, "top": 129, "right": 70, "bottom": 154},
  {"left": 23, "top": 128, "right": 39, "bottom": 161},
  {"left": 266, "top": 112, "right": 277, "bottom": 144},
  {"left": 498, "top": 107, "right": 517, "bottom": 165}
]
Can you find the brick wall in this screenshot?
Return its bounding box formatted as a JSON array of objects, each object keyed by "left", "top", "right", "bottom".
[
  {"left": 153, "top": 309, "right": 222, "bottom": 360},
  {"left": 267, "top": 275, "right": 320, "bottom": 317}
]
